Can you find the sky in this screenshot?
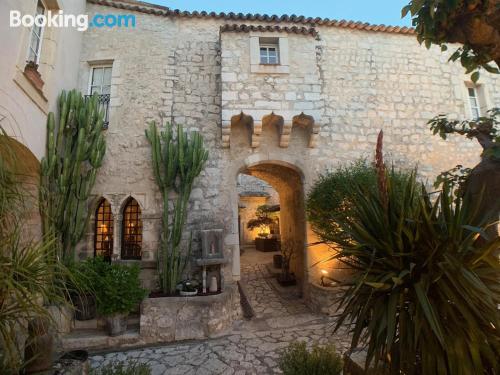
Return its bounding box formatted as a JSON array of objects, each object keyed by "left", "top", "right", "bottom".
[{"left": 144, "top": 0, "right": 413, "bottom": 27}]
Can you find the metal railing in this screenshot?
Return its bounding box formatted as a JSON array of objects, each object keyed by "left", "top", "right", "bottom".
[{"left": 84, "top": 94, "right": 110, "bottom": 129}]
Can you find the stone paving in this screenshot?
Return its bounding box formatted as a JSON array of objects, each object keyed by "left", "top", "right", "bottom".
[{"left": 90, "top": 251, "right": 352, "bottom": 374}]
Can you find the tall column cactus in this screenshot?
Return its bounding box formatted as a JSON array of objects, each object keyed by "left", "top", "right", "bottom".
[
  {"left": 145, "top": 121, "right": 208, "bottom": 294},
  {"left": 39, "top": 90, "right": 106, "bottom": 261}
]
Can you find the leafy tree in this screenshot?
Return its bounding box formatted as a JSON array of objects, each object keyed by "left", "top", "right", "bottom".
[
  {"left": 405, "top": 1, "right": 500, "bottom": 235},
  {"left": 403, "top": 0, "right": 500, "bottom": 81}
]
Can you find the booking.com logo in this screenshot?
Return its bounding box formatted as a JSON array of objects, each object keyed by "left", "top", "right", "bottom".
[{"left": 9, "top": 10, "right": 136, "bottom": 31}]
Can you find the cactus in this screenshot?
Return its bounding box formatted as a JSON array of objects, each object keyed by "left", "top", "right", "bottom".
[
  {"left": 39, "top": 90, "right": 106, "bottom": 261},
  {"left": 145, "top": 121, "right": 208, "bottom": 294}
]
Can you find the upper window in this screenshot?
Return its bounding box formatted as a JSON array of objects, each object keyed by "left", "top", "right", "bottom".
[
  {"left": 95, "top": 198, "right": 113, "bottom": 261},
  {"left": 89, "top": 66, "right": 112, "bottom": 95},
  {"left": 468, "top": 87, "right": 481, "bottom": 119},
  {"left": 121, "top": 198, "right": 142, "bottom": 260},
  {"left": 27, "top": 1, "right": 45, "bottom": 64},
  {"left": 259, "top": 38, "right": 279, "bottom": 65}
]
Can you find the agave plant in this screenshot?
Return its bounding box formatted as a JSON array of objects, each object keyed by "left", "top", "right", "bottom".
[{"left": 331, "top": 168, "right": 500, "bottom": 374}]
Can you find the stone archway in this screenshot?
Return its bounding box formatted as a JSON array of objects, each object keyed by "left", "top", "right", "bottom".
[{"left": 237, "top": 160, "right": 307, "bottom": 293}]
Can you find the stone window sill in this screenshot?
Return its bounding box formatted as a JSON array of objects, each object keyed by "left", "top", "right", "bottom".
[
  {"left": 13, "top": 65, "right": 48, "bottom": 113},
  {"left": 251, "top": 64, "right": 290, "bottom": 74}
]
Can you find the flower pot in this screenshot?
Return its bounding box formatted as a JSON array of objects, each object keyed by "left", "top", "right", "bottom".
[
  {"left": 71, "top": 293, "right": 96, "bottom": 321},
  {"left": 273, "top": 254, "right": 283, "bottom": 269},
  {"left": 24, "top": 317, "right": 54, "bottom": 374},
  {"left": 105, "top": 313, "right": 128, "bottom": 336},
  {"left": 180, "top": 289, "right": 198, "bottom": 296},
  {"left": 277, "top": 273, "right": 297, "bottom": 287}
]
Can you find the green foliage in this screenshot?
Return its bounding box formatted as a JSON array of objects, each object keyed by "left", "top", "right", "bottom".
[
  {"left": 247, "top": 204, "right": 277, "bottom": 236},
  {"left": 306, "top": 160, "right": 409, "bottom": 244},
  {"left": 279, "top": 342, "right": 343, "bottom": 375},
  {"left": 39, "top": 90, "right": 106, "bottom": 261},
  {"left": 90, "top": 360, "right": 151, "bottom": 375},
  {"left": 66, "top": 256, "right": 109, "bottom": 295},
  {"left": 0, "top": 132, "right": 73, "bottom": 373},
  {"left": 403, "top": 0, "right": 499, "bottom": 80},
  {"left": 95, "top": 262, "right": 146, "bottom": 316},
  {"left": 433, "top": 164, "right": 472, "bottom": 192},
  {"left": 330, "top": 170, "right": 500, "bottom": 374},
  {"left": 429, "top": 108, "right": 500, "bottom": 161},
  {"left": 145, "top": 122, "right": 208, "bottom": 294}
]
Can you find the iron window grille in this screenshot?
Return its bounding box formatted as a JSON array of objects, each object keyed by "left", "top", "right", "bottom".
[
  {"left": 121, "top": 198, "right": 143, "bottom": 260},
  {"left": 84, "top": 94, "right": 110, "bottom": 129},
  {"left": 94, "top": 198, "right": 113, "bottom": 262}
]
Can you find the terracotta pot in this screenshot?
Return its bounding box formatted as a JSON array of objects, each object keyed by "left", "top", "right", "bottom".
[
  {"left": 105, "top": 313, "right": 128, "bottom": 336},
  {"left": 24, "top": 317, "right": 54, "bottom": 374},
  {"left": 72, "top": 293, "right": 96, "bottom": 321}
]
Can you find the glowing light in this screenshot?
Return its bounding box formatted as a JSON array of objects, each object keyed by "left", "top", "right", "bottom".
[{"left": 321, "top": 269, "right": 328, "bottom": 275}]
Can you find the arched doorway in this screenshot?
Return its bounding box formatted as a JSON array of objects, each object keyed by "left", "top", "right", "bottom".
[{"left": 237, "top": 160, "right": 307, "bottom": 293}]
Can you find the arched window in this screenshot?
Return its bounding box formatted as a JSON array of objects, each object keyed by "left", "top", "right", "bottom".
[
  {"left": 121, "top": 197, "right": 142, "bottom": 260},
  {"left": 94, "top": 198, "right": 113, "bottom": 261}
]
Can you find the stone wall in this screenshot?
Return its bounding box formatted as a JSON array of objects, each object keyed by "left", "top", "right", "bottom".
[
  {"left": 140, "top": 285, "right": 240, "bottom": 344},
  {"left": 77, "top": 2, "right": 500, "bottom": 289}
]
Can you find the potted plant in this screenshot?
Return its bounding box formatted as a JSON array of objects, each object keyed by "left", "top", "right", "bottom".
[
  {"left": 247, "top": 205, "right": 279, "bottom": 252},
  {"left": 96, "top": 263, "right": 146, "bottom": 336},
  {"left": 179, "top": 279, "right": 199, "bottom": 296},
  {"left": 67, "top": 257, "right": 109, "bottom": 321},
  {"left": 277, "top": 239, "right": 298, "bottom": 286}
]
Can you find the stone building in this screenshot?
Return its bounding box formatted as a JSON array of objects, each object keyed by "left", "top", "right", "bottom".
[{"left": 2, "top": 0, "right": 499, "bottom": 296}]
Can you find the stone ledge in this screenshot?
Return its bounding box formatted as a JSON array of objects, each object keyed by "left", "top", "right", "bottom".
[{"left": 140, "top": 284, "right": 240, "bottom": 344}]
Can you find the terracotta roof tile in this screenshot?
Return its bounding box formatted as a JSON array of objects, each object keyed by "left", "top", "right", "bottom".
[
  {"left": 221, "top": 24, "right": 318, "bottom": 37},
  {"left": 87, "top": 0, "right": 415, "bottom": 35}
]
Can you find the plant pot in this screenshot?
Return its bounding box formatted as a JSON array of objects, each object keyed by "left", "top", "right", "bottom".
[
  {"left": 180, "top": 289, "right": 198, "bottom": 296},
  {"left": 71, "top": 293, "right": 96, "bottom": 321},
  {"left": 273, "top": 254, "right": 283, "bottom": 269},
  {"left": 105, "top": 313, "right": 128, "bottom": 336},
  {"left": 24, "top": 317, "right": 54, "bottom": 374},
  {"left": 277, "top": 273, "right": 297, "bottom": 287},
  {"left": 255, "top": 237, "right": 279, "bottom": 252}
]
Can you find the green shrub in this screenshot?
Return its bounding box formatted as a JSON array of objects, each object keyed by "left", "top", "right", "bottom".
[
  {"left": 67, "top": 256, "right": 109, "bottom": 295},
  {"left": 306, "top": 159, "right": 408, "bottom": 244},
  {"left": 331, "top": 170, "right": 500, "bottom": 374},
  {"left": 279, "top": 342, "right": 342, "bottom": 375},
  {"left": 91, "top": 360, "right": 151, "bottom": 375},
  {"left": 96, "top": 263, "right": 146, "bottom": 316}
]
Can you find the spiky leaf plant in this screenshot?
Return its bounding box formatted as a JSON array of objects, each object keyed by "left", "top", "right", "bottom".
[
  {"left": 0, "top": 132, "right": 74, "bottom": 374},
  {"left": 331, "top": 169, "right": 500, "bottom": 375}
]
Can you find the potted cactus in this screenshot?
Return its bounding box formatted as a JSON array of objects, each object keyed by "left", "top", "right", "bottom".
[{"left": 96, "top": 263, "right": 146, "bottom": 336}]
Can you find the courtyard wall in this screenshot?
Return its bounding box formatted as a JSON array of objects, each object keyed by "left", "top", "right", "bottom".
[{"left": 77, "top": 1, "right": 500, "bottom": 290}]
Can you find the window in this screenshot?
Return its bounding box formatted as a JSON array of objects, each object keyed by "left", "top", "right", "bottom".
[
  {"left": 27, "top": 1, "right": 45, "bottom": 64},
  {"left": 94, "top": 199, "right": 113, "bottom": 261},
  {"left": 259, "top": 38, "right": 280, "bottom": 65},
  {"left": 468, "top": 87, "right": 481, "bottom": 119},
  {"left": 89, "top": 66, "right": 112, "bottom": 95},
  {"left": 121, "top": 198, "right": 142, "bottom": 260}
]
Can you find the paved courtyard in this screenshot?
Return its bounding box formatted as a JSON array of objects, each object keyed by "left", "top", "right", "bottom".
[{"left": 90, "top": 249, "right": 352, "bottom": 374}]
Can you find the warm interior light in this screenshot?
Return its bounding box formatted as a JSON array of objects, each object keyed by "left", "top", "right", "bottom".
[{"left": 321, "top": 269, "right": 328, "bottom": 275}]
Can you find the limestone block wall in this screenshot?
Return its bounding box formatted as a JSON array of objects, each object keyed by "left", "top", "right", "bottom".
[{"left": 77, "top": 2, "right": 500, "bottom": 290}]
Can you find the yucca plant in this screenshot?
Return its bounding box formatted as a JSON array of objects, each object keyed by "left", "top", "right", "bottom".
[
  {"left": 0, "top": 132, "right": 74, "bottom": 373},
  {"left": 330, "top": 166, "right": 500, "bottom": 374}
]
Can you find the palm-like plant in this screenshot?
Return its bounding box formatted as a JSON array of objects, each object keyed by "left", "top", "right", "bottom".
[
  {"left": 0, "top": 133, "right": 72, "bottom": 373},
  {"left": 331, "top": 167, "right": 500, "bottom": 374}
]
